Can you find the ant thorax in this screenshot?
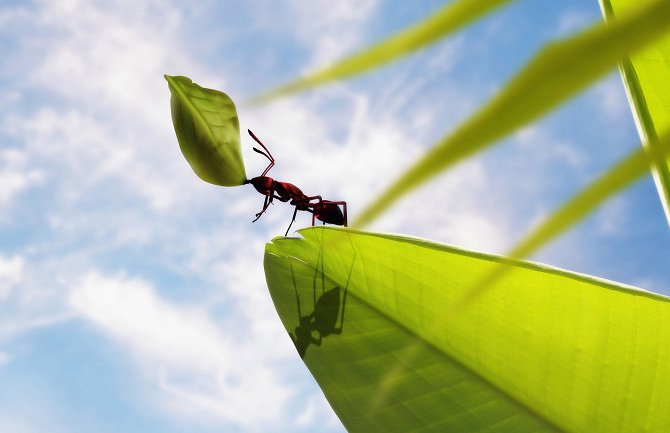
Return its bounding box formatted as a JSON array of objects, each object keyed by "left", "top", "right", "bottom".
[{"left": 275, "top": 181, "right": 304, "bottom": 201}]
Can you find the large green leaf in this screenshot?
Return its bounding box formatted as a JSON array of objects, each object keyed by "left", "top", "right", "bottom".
[
  {"left": 165, "top": 75, "right": 247, "bottom": 186},
  {"left": 600, "top": 0, "right": 670, "bottom": 224},
  {"left": 251, "top": 0, "right": 514, "bottom": 103},
  {"left": 353, "top": 0, "right": 670, "bottom": 227},
  {"left": 265, "top": 227, "right": 670, "bottom": 433}
]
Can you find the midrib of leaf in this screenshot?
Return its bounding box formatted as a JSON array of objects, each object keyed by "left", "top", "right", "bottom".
[
  {"left": 165, "top": 75, "right": 217, "bottom": 146},
  {"left": 351, "top": 0, "right": 670, "bottom": 227}
]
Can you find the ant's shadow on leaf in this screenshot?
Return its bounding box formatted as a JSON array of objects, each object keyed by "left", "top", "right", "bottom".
[{"left": 288, "top": 253, "right": 356, "bottom": 359}]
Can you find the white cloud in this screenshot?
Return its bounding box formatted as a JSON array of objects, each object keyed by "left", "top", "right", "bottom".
[
  {"left": 284, "top": 0, "right": 380, "bottom": 71},
  {"left": 515, "top": 126, "right": 585, "bottom": 168},
  {"left": 0, "top": 254, "right": 23, "bottom": 300},
  {"left": 370, "top": 158, "right": 514, "bottom": 253},
  {"left": 592, "top": 75, "right": 630, "bottom": 122},
  {"left": 295, "top": 392, "right": 341, "bottom": 429},
  {"left": 0, "top": 150, "right": 43, "bottom": 212},
  {"left": 3, "top": 0, "right": 223, "bottom": 214},
  {"left": 556, "top": 9, "right": 594, "bottom": 36},
  {"left": 69, "top": 271, "right": 294, "bottom": 428},
  {"left": 594, "top": 195, "right": 629, "bottom": 236},
  {"left": 0, "top": 254, "right": 75, "bottom": 341}
]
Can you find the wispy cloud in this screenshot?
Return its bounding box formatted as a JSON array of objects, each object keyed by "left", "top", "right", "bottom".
[
  {"left": 0, "top": 150, "right": 42, "bottom": 213},
  {"left": 70, "top": 271, "right": 294, "bottom": 428},
  {"left": 284, "top": 0, "right": 381, "bottom": 71},
  {"left": 555, "top": 9, "right": 594, "bottom": 36},
  {"left": 294, "top": 392, "right": 341, "bottom": 428},
  {"left": 0, "top": 254, "right": 23, "bottom": 300}
]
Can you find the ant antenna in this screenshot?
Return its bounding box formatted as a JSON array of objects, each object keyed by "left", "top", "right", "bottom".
[
  {"left": 248, "top": 129, "right": 275, "bottom": 176},
  {"left": 248, "top": 130, "right": 274, "bottom": 161},
  {"left": 253, "top": 146, "right": 272, "bottom": 160}
]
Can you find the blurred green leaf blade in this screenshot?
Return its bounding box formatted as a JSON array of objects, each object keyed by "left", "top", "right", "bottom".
[
  {"left": 252, "top": 0, "right": 515, "bottom": 103},
  {"left": 354, "top": 0, "right": 670, "bottom": 227},
  {"left": 165, "top": 75, "right": 247, "bottom": 186},
  {"left": 265, "top": 227, "right": 670, "bottom": 433},
  {"left": 459, "top": 129, "right": 670, "bottom": 308},
  {"left": 601, "top": 0, "right": 670, "bottom": 224}
]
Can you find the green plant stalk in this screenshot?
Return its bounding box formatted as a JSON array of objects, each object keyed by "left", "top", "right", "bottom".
[{"left": 599, "top": 0, "right": 670, "bottom": 226}]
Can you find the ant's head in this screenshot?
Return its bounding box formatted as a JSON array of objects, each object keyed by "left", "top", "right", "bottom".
[{"left": 246, "top": 176, "right": 274, "bottom": 195}]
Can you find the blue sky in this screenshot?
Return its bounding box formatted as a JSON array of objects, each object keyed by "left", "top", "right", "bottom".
[{"left": 1, "top": 1, "right": 669, "bottom": 432}]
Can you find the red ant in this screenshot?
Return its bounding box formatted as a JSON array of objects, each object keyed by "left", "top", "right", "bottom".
[{"left": 243, "top": 130, "right": 347, "bottom": 236}]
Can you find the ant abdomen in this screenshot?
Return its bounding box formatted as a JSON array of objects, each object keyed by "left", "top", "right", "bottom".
[{"left": 313, "top": 201, "right": 345, "bottom": 226}]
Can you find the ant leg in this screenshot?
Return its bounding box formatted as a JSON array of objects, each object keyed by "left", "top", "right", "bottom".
[
  {"left": 306, "top": 197, "right": 325, "bottom": 227},
  {"left": 284, "top": 206, "right": 299, "bottom": 236},
  {"left": 305, "top": 195, "right": 323, "bottom": 205},
  {"left": 252, "top": 195, "right": 270, "bottom": 222},
  {"left": 253, "top": 194, "right": 275, "bottom": 222}
]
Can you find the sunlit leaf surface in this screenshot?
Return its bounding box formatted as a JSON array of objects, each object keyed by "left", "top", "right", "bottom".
[
  {"left": 165, "top": 75, "right": 247, "bottom": 186},
  {"left": 251, "top": 0, "right": 514, "bottom": 103},
  {"left": 354, "top": 0, "right": 670, "bottom": 227},
  {"left": 265, "top": 227, "right": 670, "bottom": 433},
  {"left": 601, "top": 0, "right": 670, "bottom": 224}
]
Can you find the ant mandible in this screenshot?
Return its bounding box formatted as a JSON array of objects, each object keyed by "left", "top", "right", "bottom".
[{"left": 243, "top": 130, "right": 348, "bottom": 236}]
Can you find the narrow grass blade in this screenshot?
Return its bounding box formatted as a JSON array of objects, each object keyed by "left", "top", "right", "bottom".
[
  {"left": 455, "top": 129, "right": 670, "bottom": 310},
  {"left": 265, "top": 227, "right": 670, "bottom": 433},
  {"left": 354, "top": 0, "right": 670, "bottom": 227},
  {"left": 600, "top": 0, "right": 670, "bottom": 225},
  {"left": 250, "top": 0, "right": 514, "bottom": 104},
  {"left": 165, "top": 75, "right": 247, "bottom": 186}
]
